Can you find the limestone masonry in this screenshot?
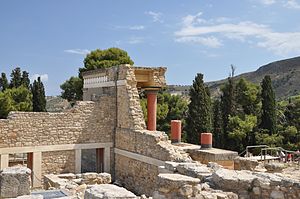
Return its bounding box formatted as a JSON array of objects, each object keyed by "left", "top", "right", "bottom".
[{"left": 0, "top": 64, "right": 299, "bottom": 199}]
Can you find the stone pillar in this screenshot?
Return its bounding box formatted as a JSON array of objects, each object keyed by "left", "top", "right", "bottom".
[
  {"left": 104, "top": 147, "right": 111, "bottom": 173},
  {"left": 171, "top": 120, "right": 182, "bottom": 143},
  {"left": 75, "top": 149, "right": 82, "bottom": 174},
  {"left": 32, "top": 152, "right": 42, "bottom": 188},
  {"left": 146, "top": 90, "right": 158, "bottom": 131},
  {"left": 200, "top": 133, "right": 212, "bottom": 149},
  {"left": 0, "top": 154, "right": 9, "bottom": 169}
]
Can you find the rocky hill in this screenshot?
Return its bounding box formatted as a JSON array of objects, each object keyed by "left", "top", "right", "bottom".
[{"left": 170, "top": 56, "right": 300, "bottom": 99}]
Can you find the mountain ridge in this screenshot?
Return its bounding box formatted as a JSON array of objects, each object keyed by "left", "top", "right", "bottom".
[{"left": 170, "top": 56, "right": 300, "bottom": 99}]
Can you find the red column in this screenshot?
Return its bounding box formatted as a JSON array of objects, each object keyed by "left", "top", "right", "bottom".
[
  {"left": 171, "top": 120, "right": 182, "bottom": 143},
  {"left": 147, "top": 90, "right": 158, "bottom": 131},
  {"left": 200, "top": 133, "right": 212, "bottom": 149}
]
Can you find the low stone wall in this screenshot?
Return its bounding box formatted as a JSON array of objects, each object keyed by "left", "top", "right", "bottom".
[
  {"left": 153, "top": 173, "right": 238, "bottom": 199},
  {"left": 115, "top": 154, "right": 159, "bottom": 196},
  {"left": 211, "top": 168, "right": 300, "bottom": 199},
  {"left": 188, "top": 148, "right": 238, "bottom": 169},
  {"left": 161, "top": 160, "right": 300, "bottom": 199},
  {"left": 115, "top": 129, "right": 191, "bottom": 195},
  {"left": 234, "top": 157, "right": 259, "bottom": 171}
]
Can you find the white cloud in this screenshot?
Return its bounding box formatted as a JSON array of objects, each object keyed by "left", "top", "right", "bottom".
[
  {"left": 64, "top": 49, "right": 90, "bottom": 55},
  {"left": 128, "top": 37, "right": 143, "bottom": 44},
  {"left": 285, "top": 0, "right": 300, "bottom": 9},
  {"left": 175, "top": 12, "right": 300, "bottom": 55},
  {"left": 129, "top": 25, "right": 145, "bottom": 30},
  {"left": 31, "top": 74, "right": 48, "bottom": 82},
  {"left": 258, "top": 0, "right": 300, "bottom": 9},
  {"left": 145, "top": 11, "right": 163, "bottom": 23},
  {"left": 175, "top": 36, "right": 222, "bottom": 48},
  {"left": 259, "top": 0, "right": 276, "bottom": 5}
]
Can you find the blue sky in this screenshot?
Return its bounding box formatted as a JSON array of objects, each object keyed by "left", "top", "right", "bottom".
[{"left": 1, "top": 0, "right": 300, "bottom": 96}]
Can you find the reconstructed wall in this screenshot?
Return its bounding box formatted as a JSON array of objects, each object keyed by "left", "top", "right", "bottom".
[
  {"left": 113, "top": 65, "right": 190, "bottom": 195},
  {"left": 0, "top": 99, "right": 115, "bottom": 148},
  {"left": 0, "top": 96, "right": 115, "bottom": 179},
  {"left": 42, "top": 150, "right": 75, "bottom": 175},
  {"left": 0, "top": 64, "right": 189, "bottom": 195}
]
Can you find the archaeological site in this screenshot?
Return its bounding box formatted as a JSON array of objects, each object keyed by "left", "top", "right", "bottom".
[{"left": 0, "top": 64, "right": 300, "bottom": 199}]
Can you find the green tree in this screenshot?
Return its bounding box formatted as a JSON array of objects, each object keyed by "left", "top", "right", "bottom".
[
  {"left": 212, "top": 99, "right": 223, "bottom": 148},
  {"left": 285, "top": 99, "right": 300, "bottom": 130},
  {"left": 21, "top": 71, "right": 30, "bottom": 89},
  {"left": 221, "top": 77, "right": 236, "bottom": 145},
  {"left": 0, "top": 86, "right": 32, "bottom": 119},
  {"left": 80, "top": 48, "right": 134, "bottom": 73},
  {"left": 140, "top": 91, "right": 188, "bottom": 136},
  {"left": 31, "top": 77, "right": 46, "bottom": 112},
  {"left": 10, "top": 67, "right": 22, "bottom": 88},
  {"left": 186, "top": 73, "right": 212, "bottom": 144},
  {"left": 61, "top": 48, "right": 134, "bottom": 101},
  {"left": 260, "top": 75, "right": 276, "bottom": 134},
  {"left": 255, "top": 130, "right": 283, "bottom": 147},
  {"left": 228, "top": 114, "right": 257, "bottom": 152},
  {"left": 236, "top": 78, "right": 260, "bottom": 115},
  {"left": 0, "top": 72, "right": 9, "bottom": 91},
  {"left": 60, "top": 77, "right": 83, "bottom": 102}
]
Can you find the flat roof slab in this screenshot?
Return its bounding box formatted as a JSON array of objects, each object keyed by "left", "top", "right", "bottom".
[{"left": 188, "top": 148, "right": 238, "bottom": 162}]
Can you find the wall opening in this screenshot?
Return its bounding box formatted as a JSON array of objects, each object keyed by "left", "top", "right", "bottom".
[
  {"left": 81, "top": 148, "right": 104, "bottom": 173},
  {"left": 9, "top": 153, "right": 27, "bottom": 167}
]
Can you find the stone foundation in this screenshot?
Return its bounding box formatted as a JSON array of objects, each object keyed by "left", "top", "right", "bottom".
[{"left": 188, "top": 148, "right": 238, "bottom": 169}]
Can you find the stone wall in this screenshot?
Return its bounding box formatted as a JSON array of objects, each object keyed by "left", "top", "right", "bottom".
[
  {"left": 113, "top": 65, "right": 191, "bottom": 195},
  {"left": 0, "top": 96, "right": 115, "bottom": 184},
  {"left": 211, "top": 168, "right": 300, "bottom": 199},
  {"left": 0, "top": 99, "right": 115, "bottom": 148},
  {"left": 42, "top": 150, "right": 75, "bottom": 175}
]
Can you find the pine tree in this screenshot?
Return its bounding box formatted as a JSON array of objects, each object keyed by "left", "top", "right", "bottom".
[
  {"left": 31, "top": 77, "right": 46, "bottom": 112},
  {"left": 10, "top": 67, "right": 22, "bottom": 88},
  {"left": 212, "top": 99, "right": 223, "bottom": 148},
  {"left": 260, "top": 75, "right": 276, "bottom": 134},
  {"left": 21, "top": 71, "right": 30, "bottom": 89},
  {"left": 0, "top": 72, "right": 9, "bottom": 91},
  {"left": 186, "top": 73, "right": 211, "bottom": 144}
]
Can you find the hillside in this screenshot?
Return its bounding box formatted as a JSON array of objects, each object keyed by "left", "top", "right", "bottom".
[{"left": 170, "top": 56, "right": 300, "bottom": 99}]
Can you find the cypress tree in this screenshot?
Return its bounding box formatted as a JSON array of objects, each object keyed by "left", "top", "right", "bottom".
[
  {"left": 0, "top": 72, "right": 9, "bottom": 91},
  {"left": 21, "top": 71, "right": 30, "bottom": 89},
  {"left": 221, "top": 77, "right": 236, "bottom": 135},
  {"left": 212, "top": 99, "right": 223, "bottom": 148},
  {"left": 32, "top": 77, "right": 46, "bottom": 112},
  {"left": 10, "top": 67, "right": 22, "bottom": 88},
  {"left": 260, "top": 75, "right": 276, "bottom": 134},
  {"left": 186, "top": 73, "right": 211, "bottom": 144}
]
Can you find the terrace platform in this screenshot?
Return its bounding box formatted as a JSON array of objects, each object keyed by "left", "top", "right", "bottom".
[{"left": 173, "top": 143, "right": 238, "bottom": 169}]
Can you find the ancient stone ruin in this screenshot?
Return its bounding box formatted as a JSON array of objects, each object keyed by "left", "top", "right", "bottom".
[{"left": 0, "top": 64, "right": 299, "bottom": 198}]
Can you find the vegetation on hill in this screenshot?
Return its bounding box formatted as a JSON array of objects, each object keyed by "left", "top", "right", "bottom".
[{"left": 208, "top": 56, "right": 300, "bottom": 99}]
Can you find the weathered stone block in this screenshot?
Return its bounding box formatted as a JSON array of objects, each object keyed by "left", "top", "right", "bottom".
[
  {"left": 0, "top": 167, "right": 31, "bottom": 198},
  {"left": 234, "top": 157, "right": 259, "bottom": 171},
  {"left": 84, "top": 184, "right": 137, "bottom": 199}
]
